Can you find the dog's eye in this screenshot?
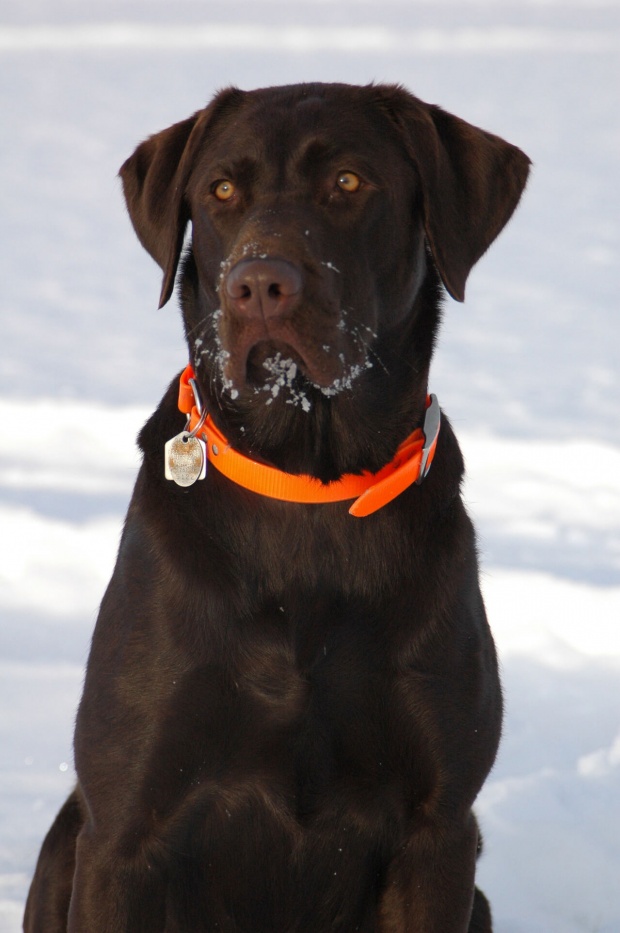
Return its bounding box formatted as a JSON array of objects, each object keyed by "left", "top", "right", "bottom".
[
  {"left": 336, "top": 171, "right": 361, "bottom": 193},
  {"left": 212, "top": 180, "right": 236, "bottom": 201}
]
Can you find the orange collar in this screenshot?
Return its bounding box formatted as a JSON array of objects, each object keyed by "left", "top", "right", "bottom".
[{"left": 177, "top": 365, "right": 440, "bottom": 518}]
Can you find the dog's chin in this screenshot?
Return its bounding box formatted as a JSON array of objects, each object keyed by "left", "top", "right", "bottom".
[
  {"left": 223, "top": 338, "right": 349, "bottom": 396},
  {"left": 245, "top": 340, "right": 307, "bottom": 389}
]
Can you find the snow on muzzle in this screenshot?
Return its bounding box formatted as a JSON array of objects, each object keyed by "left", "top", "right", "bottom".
[{"left": 218, "top": 256, "right": 366, "bottom": 393}]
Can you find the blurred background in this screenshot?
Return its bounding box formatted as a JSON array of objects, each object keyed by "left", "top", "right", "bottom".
[{"left": 1, "top": 2, "right": 619, "bottom": 931}]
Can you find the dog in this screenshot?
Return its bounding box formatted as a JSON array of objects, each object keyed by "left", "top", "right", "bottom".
[{"left": 24, "top": 82, "right": 529, "bottom": 932}]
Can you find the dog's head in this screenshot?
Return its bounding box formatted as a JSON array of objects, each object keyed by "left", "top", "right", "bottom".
[{"left": 121, "top": 83, "right": 529, "bottom": 476}]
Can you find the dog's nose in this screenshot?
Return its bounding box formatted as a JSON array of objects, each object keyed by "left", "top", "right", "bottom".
[{"left": 225, "top": 258, "right": 302, "bottom": 320}]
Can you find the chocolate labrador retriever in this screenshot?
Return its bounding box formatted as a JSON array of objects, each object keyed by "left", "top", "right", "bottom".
[{"left": 24, "top": 82, "right": 529, "bottom": 932}]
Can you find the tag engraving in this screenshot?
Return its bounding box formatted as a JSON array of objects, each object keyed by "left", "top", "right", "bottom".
[{"left": 164, "top": 433, "right": 206, "bottom": 487}]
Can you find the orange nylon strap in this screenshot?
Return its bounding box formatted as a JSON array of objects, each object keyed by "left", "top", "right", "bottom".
[{"left": 177, "top": 366, "right": 439, "bottom": 517}]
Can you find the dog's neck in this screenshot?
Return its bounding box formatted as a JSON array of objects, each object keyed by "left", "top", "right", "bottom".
[{"left": 166, "top": 365, "right": 440, "bottom": 517}]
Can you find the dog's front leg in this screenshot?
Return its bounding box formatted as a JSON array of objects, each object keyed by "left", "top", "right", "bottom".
[
  {"left": 67, "top": 825, "right": 167, "bottom": 933},
  {"left": 378, "top": 812, "right": 484, "bottom": 933}
]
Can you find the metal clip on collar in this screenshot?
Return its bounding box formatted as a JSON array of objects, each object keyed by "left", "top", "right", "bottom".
[
  {"left": 416, "top": 393, "right": 440, "bottom": 484},
  {"left": 186, "top": 376, "right": 207, "bottom": 438}
]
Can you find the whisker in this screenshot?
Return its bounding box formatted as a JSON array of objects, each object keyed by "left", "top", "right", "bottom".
[{"left": 339, "top": 307, "right": 390, "bottom": 378}]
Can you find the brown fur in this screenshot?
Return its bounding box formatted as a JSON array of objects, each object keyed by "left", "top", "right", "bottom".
[{"left": 25, "top": 82, "right": 529, "bottom": 932}]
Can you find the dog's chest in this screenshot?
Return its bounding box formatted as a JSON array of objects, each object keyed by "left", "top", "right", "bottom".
[{"left": 173, "top": 592, "right": 413, "bottom": 819}]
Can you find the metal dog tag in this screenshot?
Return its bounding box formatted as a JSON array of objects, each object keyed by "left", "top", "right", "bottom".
[{"left": 164, "top": 432, "right": 206, "bottom": 487}]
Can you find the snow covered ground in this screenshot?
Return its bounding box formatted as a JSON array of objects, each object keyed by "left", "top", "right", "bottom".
[{"left": 1, "top": 1, "right": 619, "bottom": 930}]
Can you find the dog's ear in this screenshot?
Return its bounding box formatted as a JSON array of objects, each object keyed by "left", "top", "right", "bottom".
[
  {"left": 119, "top": 88, "right": 244, "bottom": 308},
  {"left": 372, "top": 85, "right": 531, "bottom": 302}
]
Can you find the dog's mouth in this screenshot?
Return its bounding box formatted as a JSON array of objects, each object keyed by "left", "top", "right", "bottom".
[
  {"left": 246, "top": 340, "right": 306, "bottom": 388},
  {"left": 222, "top": 325, "right": 352, "bottom": 391},
  {"left": 212, "top": 320, "right": 374, "bottom": 411},
  {"left": 243, "top": 340, "right": 320, "bottom": 411}
]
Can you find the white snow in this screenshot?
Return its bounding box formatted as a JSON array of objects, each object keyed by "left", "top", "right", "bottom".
[
  {"left": 1, "top": 22, "right": 618, "bottom": 54},
  {"left": 1, "top": 1, "right": 619, "bottom": 930}
]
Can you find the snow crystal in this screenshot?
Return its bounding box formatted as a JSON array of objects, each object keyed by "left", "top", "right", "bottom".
[
  {"left": 317, "top": 359, "right": 373, "bottom": 397},
  {"left": 254, "top": 353, "right": 310, "bottom": 411}
]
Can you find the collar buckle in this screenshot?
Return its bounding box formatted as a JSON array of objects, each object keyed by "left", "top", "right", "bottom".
[{"left": 417, "top": 393, "right": 441, "bottom": 484}]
